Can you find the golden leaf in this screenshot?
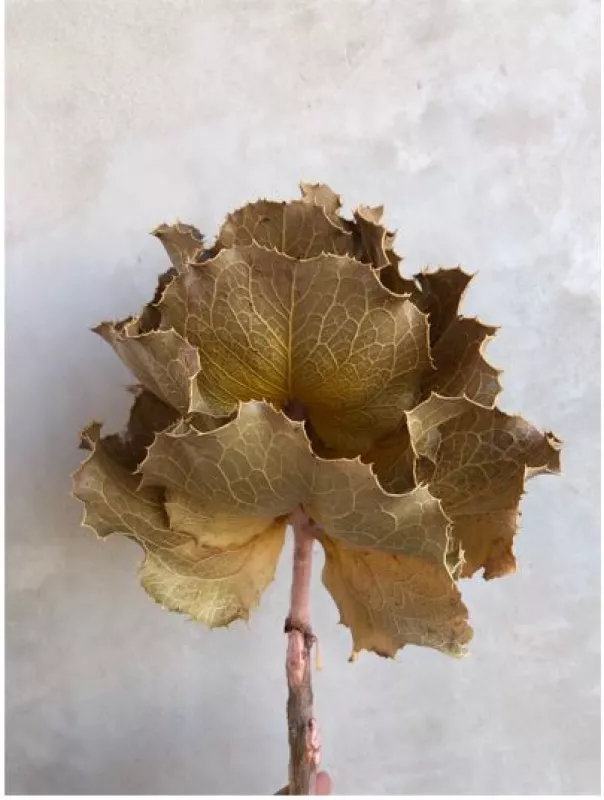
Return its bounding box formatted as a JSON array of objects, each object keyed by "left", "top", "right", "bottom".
[
  {"left": 424, "top": 317, "right": 502, "bottom": 406},
  {"left": 93, "top": 320, "right": 209, "bottom": 416},
  {"left": 218, "top": 199, "right": 355, "bottom": 258},
  {"left": 140, "top": 402, "right": 451, "bottom": 563},
  {"left": 139, "top": 520, "right": 285, "bottom": 626},
  {"left": 320, "top": 535, "right": 472, "bottom": 658},
  {"left": 94, "top": 388, "right": 178, "bottom": 471},
  {"left": 138, "top": 266, "right": 178, "bottom": 333},
  {"left": 152, "top": 222, "right": 205, "bottom": 272},
  {"left": 352, "top": 206, "right": 417, "bottom": 296},
  {"left": 72, "top": 422, "right": 286, "bottom": 627},
  {"left": 299, "top": 181, "right": 343, "bottom": 220},
  {"left": 298, "top": 183, "right": 416, "bottom": 294},
  {"left": 362, "top": 420, "right": 416, "bottom": 495},
  {"left": 414, "top": 268, "right": 473, "bottom": 347},
  {"left": 353, "top": 206, "right": 390, "bottom": 268},
  {"left": 157, "top": 244, "right": 433, "bottom": 454},
  {"left": 405, "top": 394, "right": 562, "bottom": 578}
]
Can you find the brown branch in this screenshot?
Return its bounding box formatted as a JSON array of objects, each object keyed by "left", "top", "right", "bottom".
[{"left": 285, "top": 507, "right": 320, "bottom": 795}]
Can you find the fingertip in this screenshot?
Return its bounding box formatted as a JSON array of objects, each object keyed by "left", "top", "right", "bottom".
[{"left": 316, "top": 771, "right": 332, "bottom": 795}]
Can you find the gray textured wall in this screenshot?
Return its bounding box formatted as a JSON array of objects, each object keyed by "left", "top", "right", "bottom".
[{"left": 6, "top": 0, "right": 600, "bottom": 795}]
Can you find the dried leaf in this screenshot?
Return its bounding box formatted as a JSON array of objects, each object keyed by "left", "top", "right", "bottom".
[
  {"left": 320, "top": 535, "right": 472, "bottom": 658},
  {"left": 379, "top": 259, "right": 417, "bottom": 296},
  {"left": 425, "top": 317, "right": 502, "bottom": 405},
  {"left": 299, "top": 183, "right": 415, "bottom": 294},
  {"left": 405, "top": 394, "right": 562, "bottom": 578},
  {"left": 352, "top": 207, "right": 398, "bottom": 272},
  {"left": 73, "top": 423, "right": 286, "bottom": 626},
  {"left": 75, "top": 422, "right": 182, "bottom": 548},
  {"left": 93, "top": 321, "right": 209, "bottom": 416},
  {"left": 414, "top": 268, "right": 473, "bottom": 347},
  {"left": 124, "top": 389, "right": 179, "bottom": 450},
  {"left": 97, "top": 388, "right": 179, "bottom": 470},
  {"left": 352, "top": 207, "right": 417, "bottom": 295},
  {"left": 362, "top": 420, "right": 416, "bottom": 495},
  {"left": 353, "top": 206, "right": 390, "bottom": 268},
  {"left": 140, "top": 402, "right": 451, "bottom": 563},
  {"left": 158, "top": 244, "right": 433, "bottom": 454},
  {"left": 152, "top": 222, "right": 205, "bottom": 272},
  {"left": 138, "top": 266, "right": 177, "bottom": 333},
  {"left": 219, "top": 200, "right": 355, "bottom": 258},
  {"left": 139, "top": 519, "right": 286, "bottom": 626},
  {"left": 299, "top": 182, "right": 343, "bottom": 220}
]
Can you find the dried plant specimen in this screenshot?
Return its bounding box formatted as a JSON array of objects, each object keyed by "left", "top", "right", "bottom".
[{"left": 73, "top": 184, "right": 561, "bottom": 794}]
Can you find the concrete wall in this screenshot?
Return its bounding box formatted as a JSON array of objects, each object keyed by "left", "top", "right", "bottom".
[{"left": 6, "top": 0, "right": 600, "bottom": 794}]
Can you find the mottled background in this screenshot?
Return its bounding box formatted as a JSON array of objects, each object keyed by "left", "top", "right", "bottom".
[{"left": 5, "top": 0, "right": 600, "bottom": 794}]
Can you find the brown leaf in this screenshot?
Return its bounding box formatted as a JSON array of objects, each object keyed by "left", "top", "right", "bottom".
[
  {"left": 74, "top": 422, "right": 181, "bottom": 548},
  {"left": 138, "top": 518, "right": 286, "bottom": 626},
  {"left": 298, "top": 185, "right": 415, "bottom": 293},
  {"left": 379, "top": 260, "right": 417, "bottom": 296},
  {"left": 72, "top": 422, "right": 286, "bottom": 627},
  {"left": 98, "top": 388, "right": 179, "bottom": 471},
  {"left": 140, "top": 402, "right": 451, "bottom": 563},
  {"left": 353, "top": 206, "right": 390, "bottom": 268},
  {"left": 299, "top": 182, "right": 343, "bottom": 220},
  {"left": 352, "top": 206, "right": 417, "bottom": 295},
  {"left": 320, "top": 534, "right": 472, "bottom": 658},
  {"left": 405, "top": 394, "right": 562, "bottom": 578},
  {"left": 362, "top": 420, "right": 416, "bottom": 495},
  {"left": 424, "top": 317, "right": 502, "bottom": 405},
  {"left": 158, "top": 244, "right": 433, "bottom": 454},
  {"left": 124, "top": 389, "right": 179, "bottom": 449},
  {"left": 218, "top": 200, "right": 355, "bottom": 258},
  {"left": 93, "top": 321, "right": 209, "bottom": 416},
  {"left": 152, "top": 222, "right": 205, "bottom": 272},
  {"left": 365, "top": 315, "right": 501, "bottom": 488},
  {"left": 138, "top": 266, "right": 177, "bottom": 333},
  {"left": 414, "top": 268, "right": 473, "bottom": 347}
]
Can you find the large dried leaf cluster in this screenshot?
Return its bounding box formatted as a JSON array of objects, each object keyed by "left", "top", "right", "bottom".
[{"left": 73, "top": 184, "right": 561, "bottom": 659}]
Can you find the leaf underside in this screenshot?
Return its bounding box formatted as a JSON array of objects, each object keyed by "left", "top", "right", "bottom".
[{"left": 73, "top": 183, "right": 561, "bottom": 659}]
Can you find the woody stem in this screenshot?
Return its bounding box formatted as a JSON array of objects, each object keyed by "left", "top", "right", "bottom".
[{"left": 284, "top": 506, "right": 320, "bottom": 795}]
